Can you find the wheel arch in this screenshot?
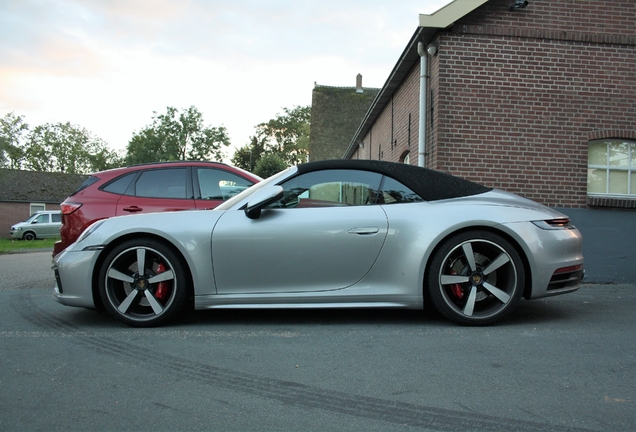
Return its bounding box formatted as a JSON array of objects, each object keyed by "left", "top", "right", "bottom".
[
  {"left": 90, "top": 232, "right": 195, "bottom": 312},
  {"left": 422, "top": 225, "right": 533, "bottom": 301},
  {"left": 22, "top": 230, "right": 37, "bottom": 240}
]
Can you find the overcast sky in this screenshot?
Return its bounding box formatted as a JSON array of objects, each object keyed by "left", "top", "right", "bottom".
[{"left": 0, "top": 0, "right": 451, "bottom": 159}]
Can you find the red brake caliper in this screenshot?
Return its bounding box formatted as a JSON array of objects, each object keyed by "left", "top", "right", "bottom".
[
  {"left": 450, "top": 269, "right": 464, "bottom": 299},
  {"left": 154, "top": 263, "right": 169, "bottom": 301}
]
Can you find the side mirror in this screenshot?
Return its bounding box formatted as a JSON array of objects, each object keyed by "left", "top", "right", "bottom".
[{"left": 244, "top": 186, "right": 284, "bottom": 219}]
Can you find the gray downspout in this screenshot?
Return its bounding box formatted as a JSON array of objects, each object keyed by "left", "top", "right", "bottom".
[{"left": 417, "top": 41, "right": 428, "bottom": 168}]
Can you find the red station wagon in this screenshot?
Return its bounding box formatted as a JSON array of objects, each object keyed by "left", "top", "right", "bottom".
[{"left": 53, "top": 161, "right": 261, "bottom": 256}]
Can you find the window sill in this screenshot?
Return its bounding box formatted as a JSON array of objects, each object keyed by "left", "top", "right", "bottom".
[{"left": 587, "top": 196, "right": 636, "bottom": 209}]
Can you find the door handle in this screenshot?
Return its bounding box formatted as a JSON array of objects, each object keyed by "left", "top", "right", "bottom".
[
  {"left": 347, "top": 227, "right": 380, "bottom": 235},
  {"left": 123, "top": 206, "right": 143, "bottom": 213}
]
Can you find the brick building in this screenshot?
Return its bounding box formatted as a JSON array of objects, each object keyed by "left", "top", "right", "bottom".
[
  {"left": 0, "top": 169, "right": 86, "bottom": 238},
  {"left": 341, "top": 0, "right": 636, "bottom": 282}
]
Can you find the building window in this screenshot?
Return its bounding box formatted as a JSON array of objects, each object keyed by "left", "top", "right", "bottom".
[
  {"left": 30, "top": 203, "right": 45, "bottom": 215},
  {"left": 588, "top": 139, "right": 636, "bottom": 196}
]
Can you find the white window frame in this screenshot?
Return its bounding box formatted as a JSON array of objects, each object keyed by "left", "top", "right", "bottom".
[
  {"left": 29, "top": 203, "right": 46, "bottom": 216},
  {"left": 587, "top": 139, "right": 635, "bottom": 197}
]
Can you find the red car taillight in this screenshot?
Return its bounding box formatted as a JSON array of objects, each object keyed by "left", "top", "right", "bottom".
[{"left": 60, "top": 202, "right": 83, "bottom": 215}]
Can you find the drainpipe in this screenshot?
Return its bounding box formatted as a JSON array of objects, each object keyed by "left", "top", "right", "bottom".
[{"left": 417, "top": 41, "right": 428, "bottom": 168}]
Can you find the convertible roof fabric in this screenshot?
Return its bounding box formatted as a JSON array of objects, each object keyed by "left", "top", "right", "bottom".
[{"left": 296, "top": 160, "right": 492, "bottom": 202}]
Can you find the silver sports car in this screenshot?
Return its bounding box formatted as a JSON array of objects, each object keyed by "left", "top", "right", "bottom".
[{"left": 52, "top": 160, "right": 584, "bottom": 327}]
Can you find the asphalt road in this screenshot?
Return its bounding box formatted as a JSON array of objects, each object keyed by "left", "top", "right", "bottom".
[{"left": 1, "top": 251, "right": 635, "bottom": 431}]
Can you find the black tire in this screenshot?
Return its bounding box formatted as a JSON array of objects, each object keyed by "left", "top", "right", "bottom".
[
  {"left": 23, "top": 231, "right": 36, "bottom": 241},
  {"left": 98, "top": 238, "right": 189, "bottom": 327},
  {"left": 427, "top": 230, "right": 525, "bottom": 326}
]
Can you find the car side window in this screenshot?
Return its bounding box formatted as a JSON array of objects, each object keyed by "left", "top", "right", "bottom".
[
  {"left": 102, "top": 172, "right": 136, "bottom": 195},
  {"left": 273, "top": 169, "right": 384, "bottom": 208},
  {"left": 196, "top": 168, "right": 255, "bottom": 201},
  {"left": 379, "top": 176, "right": 424, "bottom": 204},
  {"left": 33, "top": 214, "right": 49, "bottom": 224},
  {"left": 51, "top": 213, "right": 61, "bottom": 223},
  {"left": 135, "top": 168, "right": 187, "bottom": 199}
]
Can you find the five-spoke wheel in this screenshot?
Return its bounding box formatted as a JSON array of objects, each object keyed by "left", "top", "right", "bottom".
[
  {"left": 98, "top": 239, "right": 188, "bottom": 327},
  {"left": 427, "top": 231, "right": 524, "bottom": 325}
]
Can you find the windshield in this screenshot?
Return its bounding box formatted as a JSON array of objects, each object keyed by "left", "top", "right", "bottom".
[{"left": 216, "top": 166, "right": 296, "bottom": 211}]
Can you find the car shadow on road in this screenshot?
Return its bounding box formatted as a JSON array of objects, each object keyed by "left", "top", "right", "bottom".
[
  {"left": 177, "top": 297, "right": 581, "bottom": 329},
  {"left": 57, "top": 295, "right": 583, "bottom": 329}
]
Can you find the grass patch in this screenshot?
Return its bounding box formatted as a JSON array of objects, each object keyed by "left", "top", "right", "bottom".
[{"left": 0, "top": 237, "right": 58, "bottom": 254}]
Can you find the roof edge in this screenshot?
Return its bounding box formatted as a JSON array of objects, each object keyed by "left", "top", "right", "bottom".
[
  {"left": 343, "top": 0, "right": 491, "bottom": 159},
  {"left": 419, "top": 0, "right": 489, "bottom": 28}
]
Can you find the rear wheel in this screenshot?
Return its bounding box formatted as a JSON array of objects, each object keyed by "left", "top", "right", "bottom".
[
  {"left": 98, "top": 238, "right": 189, "bottom": 327},
  {"left": 427, "top": 231, "right": 524, "bottom": 325}
]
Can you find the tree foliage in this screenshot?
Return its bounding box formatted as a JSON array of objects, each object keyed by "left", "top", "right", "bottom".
[
  {"left": 1, "top": 112, "right": 120, "bottom": 173},
  {"left": 0, "top": 112, "right": 29, "bottom": 169},
  {"left": 231, "top": 136, "right": 267, "bottom": 172},
  {"left": 126, "top": 106, "right": 230, "bottom": 165},
  {"left": 232, "top": 105, "right": 310, "bottom": 172},
  {"left": 253, "top": 153, "right": 288, "bottom": 178}
]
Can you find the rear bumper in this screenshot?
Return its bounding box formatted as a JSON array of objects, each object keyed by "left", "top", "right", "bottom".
[{"left": 501, "top": 221, "right": 584, "bottom": 299}]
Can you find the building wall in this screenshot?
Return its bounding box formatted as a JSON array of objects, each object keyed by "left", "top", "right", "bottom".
[
  {"left": 352, "top": 0, "right": 636, "bottom": 209},
  {"left": 354, "top": 64, "right": 421, "bottom": 163},
  {"left": 348, "top": 1, "right": 635, "bottom": 282}
]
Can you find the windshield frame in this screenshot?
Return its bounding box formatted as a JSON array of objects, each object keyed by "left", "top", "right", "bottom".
[{"left": 215, "top": 166, "right": 297, "bottom": 211}]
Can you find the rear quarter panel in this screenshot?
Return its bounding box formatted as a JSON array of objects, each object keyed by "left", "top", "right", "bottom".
[{"left": 374, "top": 199, "right": 580, "bottom": 301}]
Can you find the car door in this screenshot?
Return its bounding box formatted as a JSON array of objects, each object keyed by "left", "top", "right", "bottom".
[
  {"left": 211, "top": 169, "right": 389, "bottom": 294},
  {"left": 42, "top": 213, "right": 56, "bottom": 237},
  {"left": 31, "top": 213, "right": 51, "bottom": 237},
  {"left": 50, "top": 212, "right": 62, "bottom": 236},
  {"left": 115, "top": 167, "right": 196, "bottom": 215}
]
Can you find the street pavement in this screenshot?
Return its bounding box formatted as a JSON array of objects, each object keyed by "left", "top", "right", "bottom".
[{"left": 1, "top": 251, "right": 635, "bottom": 431}]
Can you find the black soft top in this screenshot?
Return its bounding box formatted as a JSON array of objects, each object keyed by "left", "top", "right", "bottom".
[{"left": 296, "top": 160, "right": 491, "bottom": 201}]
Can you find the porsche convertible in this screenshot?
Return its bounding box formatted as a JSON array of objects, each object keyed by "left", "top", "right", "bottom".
[{"left": 52, "top": 160, "right": 584, "bottom": 327}]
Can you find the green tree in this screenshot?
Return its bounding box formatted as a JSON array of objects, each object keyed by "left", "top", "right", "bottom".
[
  {"left": 232, "top": 105, "right": 311, "bottom": 171},
  {"left": 231, "top": 136, "right": 267, "bottom": 172},
  {"left": 253, "top": 153, "right": 287, "bottom": 178},
  {"left": 0, "top": 112, "right": 29, "bottom": 169},
  {"left": 23, "top": 122, "right": 120, "bottom": 173},
  {"left": 126, "top": 106, "right": 230, "bottom": 164}
]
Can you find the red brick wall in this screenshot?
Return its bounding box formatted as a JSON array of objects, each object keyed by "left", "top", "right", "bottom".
[
  {"left": 352, "top": 0, "right": 636, "bottom": 208},
  {"left": 353, "top": 64, "right": 421, "bottom": 163}
]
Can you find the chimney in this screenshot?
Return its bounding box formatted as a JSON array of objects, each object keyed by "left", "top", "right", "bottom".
[{"left": 356, "top": 73, "right": 363, "bottom": 93}]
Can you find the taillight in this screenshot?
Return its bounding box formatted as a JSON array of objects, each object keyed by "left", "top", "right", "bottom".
[
  {"left": 60, "top": 202, "right": 82, "bottom": 215},
  {"left": 532, "top": 218, "right": 574, "bottom": 230},
  {"left": 545, "top": 218, "right": 571, "bottom": 228}
]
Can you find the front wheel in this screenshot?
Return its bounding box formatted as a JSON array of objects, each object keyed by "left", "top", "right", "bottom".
[
  {"left": 98, "top": 239, "right": 189, "bottom": 327},
  {"left": 23, "top": 231, "right": 36, "bottom": 241},
  {"left": 427, "top": 231, "right": 525, "bottom": 326}
]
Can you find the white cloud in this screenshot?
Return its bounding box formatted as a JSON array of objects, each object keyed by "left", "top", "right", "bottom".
[{"left": 0, "top": 0, "right": 451, "bottom": 160}]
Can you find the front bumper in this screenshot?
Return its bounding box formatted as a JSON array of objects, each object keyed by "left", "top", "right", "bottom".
[{"left": 52, "top": 248, "right": 101, "bottom": 309}]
